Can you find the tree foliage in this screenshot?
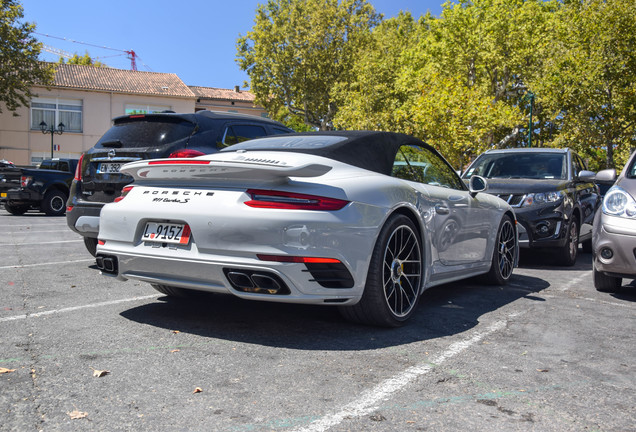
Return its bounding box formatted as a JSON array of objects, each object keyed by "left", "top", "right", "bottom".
[
  {"left": 237, "top": 0, "right": 380, "bottom": 130},
  {"left": 533, "top": 0, "right": 636, "bottom": 170},
  {"left": 0, "top": 0, "right": 54, "bottom": 115},
  {"left": 58, "top": 51, "right": 106, "bottom": 68},
  {"left": 240, "top": 0, "right": 636, "bottom": 169}
]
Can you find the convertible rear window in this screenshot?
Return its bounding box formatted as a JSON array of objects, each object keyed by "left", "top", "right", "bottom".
[{"left": 96, "top": 117, "right": 196, "bottom": 149}]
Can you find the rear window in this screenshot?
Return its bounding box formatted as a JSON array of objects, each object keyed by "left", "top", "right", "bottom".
[{"left": 96, "top": 116, "right": 196, "bottom": 149}]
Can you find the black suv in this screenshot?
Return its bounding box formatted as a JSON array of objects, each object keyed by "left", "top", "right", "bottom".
[
  {"left": 67, "top": 111, "right": 293, "bottom": 255},
  {"left": 462, "top": 148, "right": 600, "bottom": 266}
]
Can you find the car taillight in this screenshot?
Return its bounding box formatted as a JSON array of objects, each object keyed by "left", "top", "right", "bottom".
[
  {"left": 74, "top": 153, "right": 84, "bottom": 181},
  {"left": 244, "top": 189, "right": 349, "bottom": 211},
  {"left": 257, "top": 254, "right": 342, "bottom": 264},
  {"left": 114, "top": 186, "right": 134, "bottom": 203},
  {"left": 21, "top": 176, "right": 33, "bottom": 188},
  {"left": 168, "top": 149, "right": 206, "bottom": 158}
]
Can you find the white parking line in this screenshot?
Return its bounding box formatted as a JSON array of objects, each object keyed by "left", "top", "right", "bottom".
[
  {"left": 292, "top": 316, "right": 517, "bottom": 432},
  {"left": 0, "top": 258, "right": 93, "bottom": 270},
  {"left": 0, "top": 295, "right": 158, "bottom": 323},
  {"left": 0, "top": 240, "right": 83, "bottom": 246},
  {"left": 0, "top": 229, "right": 77, "bottom": 234}
]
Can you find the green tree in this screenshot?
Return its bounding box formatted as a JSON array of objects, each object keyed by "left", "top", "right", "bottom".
[
  {"left": 58, "top": 51, "right": 106, "bottom": 67},
  {"left": 237, "top": 0, "right": 380, "bottom": 130},
  {"left": 0, "top": 0, "right": 54, "bottom": 115},
  {"left": 533, "top": 0, "right": 636, "bottom": 170},
  {"left": 332, "top": 12, "right": 424, "bottom": 132}
]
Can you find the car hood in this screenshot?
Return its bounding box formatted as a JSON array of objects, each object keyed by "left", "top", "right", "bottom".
[{"left": 480, "top": 178, "right": 568, "bottom": 194}]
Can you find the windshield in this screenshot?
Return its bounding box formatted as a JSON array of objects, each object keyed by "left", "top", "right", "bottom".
[
  {"left": 464, "top": 152, "right": 567, "bottom": 180},
  {"left": 96, "top": 117, "right": 196, "bottom": 149},
  {"left": 627, "top": 152, "right": 636, "bottom": 179}
]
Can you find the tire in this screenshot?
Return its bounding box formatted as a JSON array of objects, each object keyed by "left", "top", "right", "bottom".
[
  {"left": 151, "top": 284, "right": 200, "bottom": 298},
  {"left": 40, "top": 190, "right": 67, "bottom": 216},
  {"left": 4, "top": 202, "right": 29, "bottom": 215},
  {"left": 593, "top": 266, "right": 621, "bottom": 292},
  {"left": 557, "top": 217, "right": 579, "bottom": 266},
  {"left": 83, "top": 237, "right": 98, "bottom": 257},
  {"left": 482, "top": 214, "right": 516, "bottom": 285},
  {"left": 339, "top": 214, "right": 422, "bottom": 327}
]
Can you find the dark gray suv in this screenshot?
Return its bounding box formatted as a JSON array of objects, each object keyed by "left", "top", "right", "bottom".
[
  {"left": 462, "top": 148, "right": 600, "bottom": 266},
  {"left": 67, "top": 111, "right": 293, "bottom": 255}
]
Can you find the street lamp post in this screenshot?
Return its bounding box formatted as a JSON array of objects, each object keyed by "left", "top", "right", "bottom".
[{"left": 39, "top": 121, "right": 65, "bottom": 158}]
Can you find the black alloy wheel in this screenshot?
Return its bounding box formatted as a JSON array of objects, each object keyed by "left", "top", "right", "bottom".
[{"left": 483, "top": 214, "right": 516, "bottom": 285}]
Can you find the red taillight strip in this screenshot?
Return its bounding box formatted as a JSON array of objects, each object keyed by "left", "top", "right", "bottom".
[
  {"left": 245, "top": 189, "right": 349, "bottom": 211},
  {"left": 114, "top": 185, "right": 134, "bottom": 203},
  {"left": 257, "top": 254, "right": 342, "bottom": 264},
  {"left": 148, "top": 159, "right": 210, "bottom": 165},
  {"left": 74, "top": 153, "right": 84, "bottom": 181}
]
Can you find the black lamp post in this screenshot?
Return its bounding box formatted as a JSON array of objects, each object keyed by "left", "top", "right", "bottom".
[{"left": 39, "top": 121, "right": 65, "bottom": 158}]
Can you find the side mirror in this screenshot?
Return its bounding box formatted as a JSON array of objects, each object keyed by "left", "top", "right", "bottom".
[
  {"left": 594, "top": 168, "right": 617, "bottom": 183},
  {"left": 469, "top": 175, "right": 487, "bottom": 196},
  {"left": 578, "top": 170, "right": 596, "bottom": 181}
]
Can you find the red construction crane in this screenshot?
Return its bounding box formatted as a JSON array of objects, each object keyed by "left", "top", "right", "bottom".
[{"left": 36, "top": 32, "right": 143, "bottom": 71}]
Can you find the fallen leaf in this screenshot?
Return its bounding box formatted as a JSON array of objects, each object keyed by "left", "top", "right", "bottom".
[
  {"left": 171, "top": 349, "right": 180, "bottom": 353},
  {"left": 90, "top": 367, "right": 110, "bottom": 377},
  {"left": 193, "top": 387, "right": 203, "bottom": 394},
  {"left": 172, "top": 330, "right": 180, "bottom": 334},
  {"left": 0, "top": 367, "right": 16, "bottom": 374},
  {"left": 537, "top": 369, "right": 549, "bottom": 373},
  {"left": 67, "top": 410, "right": 88, "bottom": 419}
]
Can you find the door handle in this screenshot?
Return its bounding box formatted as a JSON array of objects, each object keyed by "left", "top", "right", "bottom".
[{"left": 435, "top": 204, "right": 450, "bottom": 215}]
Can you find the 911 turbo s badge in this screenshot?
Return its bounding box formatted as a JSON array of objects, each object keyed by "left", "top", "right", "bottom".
[{"left": 142, "top": 189, "right": 214, "bottom": 204}]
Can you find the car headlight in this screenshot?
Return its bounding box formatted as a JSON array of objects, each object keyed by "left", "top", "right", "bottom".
[
  {"left": 603, "top": 186, "right": 636, "bottom": 218},
  {"left": 522, "top": 190, "right": 564, "bottom": 207}
]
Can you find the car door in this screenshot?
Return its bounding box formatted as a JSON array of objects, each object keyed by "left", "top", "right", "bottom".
[
  {"left": 572, "top": 152, "right": 599, "bottom": 237},
  {"left": 392, "top": 144, "right": 494, "bottom": 268}
]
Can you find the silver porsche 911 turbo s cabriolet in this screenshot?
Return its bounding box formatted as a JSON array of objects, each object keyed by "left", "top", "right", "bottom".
[{"left": 95, "top": 131, "right": 518, "bottom": 327}]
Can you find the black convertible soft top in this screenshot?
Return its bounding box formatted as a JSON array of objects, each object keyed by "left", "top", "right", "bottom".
[{"left": 221, "top": 130, "right": 437, "bottom": 176}]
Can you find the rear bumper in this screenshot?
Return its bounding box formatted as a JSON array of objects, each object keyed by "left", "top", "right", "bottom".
[
  {"left": 96, "top": 243, "right": 362, "bottom": 305},
  {"left": 66, "top": 201, "right": 103, "bottom": 237}
]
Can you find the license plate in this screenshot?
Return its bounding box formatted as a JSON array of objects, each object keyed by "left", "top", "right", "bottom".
[
  {"left": 142, "top": 222, "right": 191, "bottom": 245},
  {"left": 97, "top": 163, "right": 122, "bottom": 174}
]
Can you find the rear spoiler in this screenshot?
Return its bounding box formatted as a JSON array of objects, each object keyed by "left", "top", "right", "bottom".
[{"left": 119, "top": 155, "right": 332, "bottom": 183}]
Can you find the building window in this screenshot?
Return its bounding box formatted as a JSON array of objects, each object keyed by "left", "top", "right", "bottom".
[
  {"left": 31, "top": 98, "right": 83, "bottom": 132},
  {"left": 125, "top": 104, "right": 171, "bottom": 115}
]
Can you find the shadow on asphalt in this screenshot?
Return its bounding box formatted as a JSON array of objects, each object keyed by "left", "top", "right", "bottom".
[
  {"left": 518, "top": 248, "right": 593, "bottom": 271},
  {"left": 119, "top": 272, "right": 550, "bottom": 351}
]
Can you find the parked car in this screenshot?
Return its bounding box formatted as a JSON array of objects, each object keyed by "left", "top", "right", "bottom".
[
  {"left": 592, "top": 151, "right": 636, "bottom": 292},
  {"left": 95, "top": 131, "right": 518, "bottom": 327},
  {"left": 3, "top": 158, "right": 79, "bottom": 216},
  {"left": 462, "top": 148, "right": 600, "bottom": 266},
  {"left": 0, "top": 159, "right": 20, "bottom": 203},
  {"left": 66, "top": 111, "right": 294, "bottom": 256}
]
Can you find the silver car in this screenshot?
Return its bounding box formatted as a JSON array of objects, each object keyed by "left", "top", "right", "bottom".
[
  {"left": 592, "top": 150, "right": 636, "bottom": 292},
  {"left": 95, "top": 131, "right": 518, "bottom": 326}
]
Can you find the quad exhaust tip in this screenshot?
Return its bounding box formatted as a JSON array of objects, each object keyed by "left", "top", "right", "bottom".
[
  {"left": 224, "top": 269, "right": 290, "bottom": 295},
  {"left": 96, "top": 254, "right": 118, "bottom": 275}
]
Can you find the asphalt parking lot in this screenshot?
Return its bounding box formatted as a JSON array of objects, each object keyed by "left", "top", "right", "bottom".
[{"left": 1, "top": 209, "right": 634, "bottom": 432}]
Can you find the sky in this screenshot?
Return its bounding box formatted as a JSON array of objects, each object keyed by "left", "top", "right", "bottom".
[{"left": 22, "top": 0, "right": 444, "bottom": 90}]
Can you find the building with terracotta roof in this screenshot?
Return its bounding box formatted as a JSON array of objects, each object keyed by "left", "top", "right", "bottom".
[{"left": 0, "top": 63, "right": 267, "bottom": 165}]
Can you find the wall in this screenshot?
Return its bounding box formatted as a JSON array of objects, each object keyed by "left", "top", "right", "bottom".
[{"left": 0, "top": 88, "right": 195, "bottom": 165}]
